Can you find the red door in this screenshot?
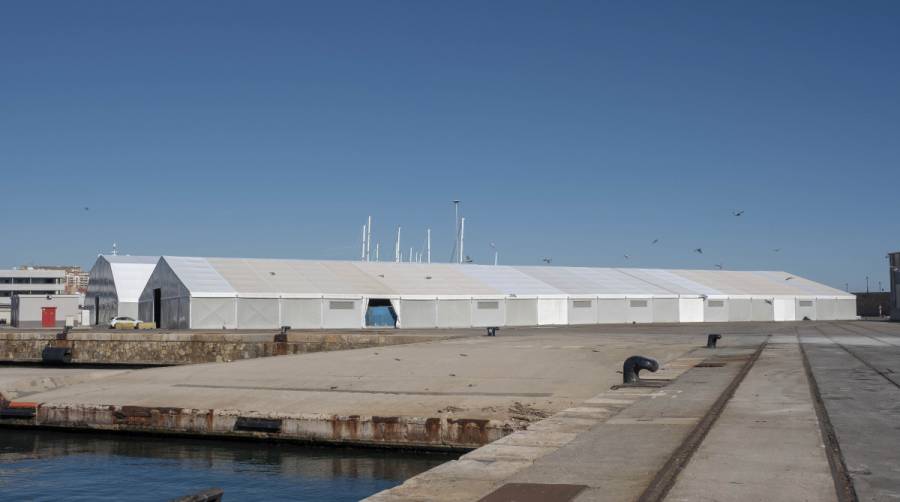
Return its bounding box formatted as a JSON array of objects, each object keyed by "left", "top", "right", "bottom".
[{"left": 41, "top": 307, "right": 56, "bottom": 328}]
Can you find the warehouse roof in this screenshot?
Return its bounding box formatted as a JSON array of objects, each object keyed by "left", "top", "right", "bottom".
[
  {"left": 149, "top": 256, "right": 852, "bottom": 299},
  {"left": 92, "top": 255, "right": 159, "bottom": 303}
]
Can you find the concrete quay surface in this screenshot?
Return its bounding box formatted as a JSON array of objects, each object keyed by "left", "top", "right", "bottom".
[
  {"left": 4, "top": 321, "right": 900, "bottom": 501},
  {"left": 369, "top": 321, "right": 900, "bottom": 501},
  {"left": 0, "top": 326, "right": 708, "bottom": 450}
]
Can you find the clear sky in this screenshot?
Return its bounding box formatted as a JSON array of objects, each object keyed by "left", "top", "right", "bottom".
[{"left": 1, "top": 1, "right": 898, "bottom": 292}]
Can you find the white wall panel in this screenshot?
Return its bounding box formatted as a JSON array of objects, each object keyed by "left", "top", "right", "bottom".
[
  {"left": 471, "top": 299, "right": 505, "bottom": 327},
  {"left": 750, "top": 299, "right": 775, "bottom": 322},
  {"left": 796, "top": 298, "right": 817, "bottom": 320},
  {"left": 280, "top": 298, "right": 322, "bottom": 329},
  {"left": 537, "top": 298, "right": 567, "bottom": 325},
  {"left": 568, "top": 298, "right": 598, "bottom": 325},
  {"left": 773, "top": 298, "right": 796, "bottom": 321},
  {"left": 597, "top": 298, "right": 627, "bottom": 324},
  {"left": 322, "top": 298, "right": 362, "bottom": 329},
  {"left": 436, "top": 299, "right": 471, "bottom": 328},
  {"left": 728, "top": 299, "right": 752, "bottom": 322},
  {"left": 627, "top": 298, "right": 653, "bottom": 323},
  {"left": 704, "top": 298, "right": 729, "bottom": 322},
  {"left": 237, "top": 298, "right": 279, "bottom": 329},
  {"left": 399, "top": 299, "right": 436, "bottom": 328},
  {"left": 651, "top": 298, "right": 678, "bottom": 323},
  {"left": 678, "top": 298, "right": 704, "bottom": 323},
  {"left": 506, "top": 298, "right": 538, "bottom": 326},
  {"left": 192, "top": 297, "right": 236, "bottom": 329},
  {"left": 834, "top": 298, "right": 857, "bottom": 320},
  {"left": 816, "top": 298, "right": 836, "bottom": 321}
]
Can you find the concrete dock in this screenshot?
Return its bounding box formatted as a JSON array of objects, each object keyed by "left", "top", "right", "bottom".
[{"left": 2, "top": 321, "right": 900, "bottom": 501}]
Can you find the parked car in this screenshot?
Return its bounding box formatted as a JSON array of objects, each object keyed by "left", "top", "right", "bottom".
[{"left": 109, "top": 316, "right": 141, "bottom": 329}]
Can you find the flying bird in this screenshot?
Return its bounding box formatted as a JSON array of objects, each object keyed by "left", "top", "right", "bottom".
[
  {"left": 651, "top": 239, "right": 659, "bottom": 244},
  {"left": 773, "top": 248, "right": 781, "bottom": 252},
  {"left": 785, "top": 276, "right": 794, "bottom": 281},
  {"left": 732, "top": 210, "right": 744, "bottom": 217},
  {"left": 83, "top": 206, "right": 90, "bottom": 211},
  {"left": 623, "top": 254, "right": 630, "bottom": 260},
  {"left": 694, "top": 248, "right": 703, "bottom": 254},
  {"left": 542, "top": 257, "right": 552, "bottom": 264},
  {"left": 715, "top": 263, "right": 723, "bottom": 270}
]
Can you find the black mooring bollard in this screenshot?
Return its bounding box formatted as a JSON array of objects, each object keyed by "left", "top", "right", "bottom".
[
  {"left": 622, "top": 356, "right": 659, "bottom": 384},
  {"left": 706, "top": 334, "right": 722, "bottom": 348}
]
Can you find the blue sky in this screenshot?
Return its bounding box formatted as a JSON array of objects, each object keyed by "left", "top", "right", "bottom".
[{"left": 1, "top": 1, "right": 898, "bottom": 292}]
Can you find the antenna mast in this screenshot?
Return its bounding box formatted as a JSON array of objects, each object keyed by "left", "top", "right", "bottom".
[
  {"left": 365, "top": 216, "right": 372, "bottom": 261},
  {"left": 459, "top": 217, "right": 465, "bottom": 264}
]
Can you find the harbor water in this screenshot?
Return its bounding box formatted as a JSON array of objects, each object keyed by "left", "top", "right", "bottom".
[{"left": 0, "top": 428, "right": 454, "bottom": 501}]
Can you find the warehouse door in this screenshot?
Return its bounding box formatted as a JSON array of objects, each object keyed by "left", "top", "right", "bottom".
[
  {"left": 153, "top": 289, "right": 162, "bottom": 327},
  {"left": 365, "top": 299, "right": 397, "bottom": 327},
  {"left": 42, "top": 307, "right": 57, "bottom": 328}
]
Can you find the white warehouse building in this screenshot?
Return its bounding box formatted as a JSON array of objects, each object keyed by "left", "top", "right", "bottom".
[
  {"left": 85, "top": 255, "right": 159, "bottom": 326},
  {"left": 137, "top": 256, "right": 856, "bottom": 329}
]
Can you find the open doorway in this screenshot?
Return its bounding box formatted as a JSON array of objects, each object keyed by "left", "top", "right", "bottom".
[
  {"left": 94, "top": 296, "right": 100, "bottom": 325},
  {"left": 153, "top": 288, "right": 162, "bottom": 327},
  {"left": 365, "top": 298, "right": 398, "bottom": 328}
]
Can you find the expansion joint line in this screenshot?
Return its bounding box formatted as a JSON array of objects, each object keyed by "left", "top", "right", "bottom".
[
  {"left": 799, "top": 326, "right": 859, "bottom": 502},
  {"left": 636, "top": 335, "right": 770, "bottom": 502}
]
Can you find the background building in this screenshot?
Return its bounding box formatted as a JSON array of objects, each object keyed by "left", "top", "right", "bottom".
[
  {"left": 10, "top": 294, "right": 83, "bottom": 328},
  {"left": 85, "top": 255, "right": 159, "bottom": 326},
  {"left": 138, "top": 256, "right": 856, "bottom": 330},
  {"left": 23, "top": 265, "right": 90, "bottom": 294},
  {"left": 0, "top": 268, "right": 66, "bottom": 325},
  {"left": 891, "top": 252, "right": 900, "bottom": 321}
]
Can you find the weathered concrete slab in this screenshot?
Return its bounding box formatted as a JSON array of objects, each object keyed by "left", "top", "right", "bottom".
[
  {"left": 0, "top": 366, "right": 128, "bottom": 401},
  {"left": 365, "top": 345, "right": 762, "bottom": 501},
  {"left": 0, "top": 328, "right": 707, "bottom": 449},
  {"left": 800, "top": 322, "right": 900, "bottom": 501},
  {"left": 665, "top": 339, "right": 836, "bottom": 502}
]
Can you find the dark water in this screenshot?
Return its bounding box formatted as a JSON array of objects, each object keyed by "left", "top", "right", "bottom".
[{"left": 0, "top": 429, "right": 454, "bottom": 501}]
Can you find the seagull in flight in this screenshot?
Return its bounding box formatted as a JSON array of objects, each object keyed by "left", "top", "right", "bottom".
[
  {"left": 623, "top": 254, "right": 630, "bottom": 260},
  {"left": 784, "top": 276, "right": 794, "bottom": 281},
  {"left": 772, "top": 248, "right": 781, "bottom": 252},
  {"left": 694, "top": 248, "right": 703, "bottom": 254},
  {"left": 542, "top": 257, "right": 552, "bottom": 264},
  {"left": 651, "top": 239, "right": 659, "bottom": 244},
  {"left": 715, "top": 263, "right": 723, "bottom": 270},
  {"left": 732, "top": 210, "right": 744, "bottom": 217}
]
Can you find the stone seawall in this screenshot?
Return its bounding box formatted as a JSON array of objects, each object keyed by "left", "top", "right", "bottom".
[{"left": 0, "top": 330, "right": 461, "bottom": 365}]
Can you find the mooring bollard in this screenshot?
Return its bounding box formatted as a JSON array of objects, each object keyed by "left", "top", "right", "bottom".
[
  {"left": 274, "top": 325, "right": 291, "bottom": 342},
  {"left": 706, "top": 334, "right": 722, "bottom": 348},
  {"left": 56, "top": 326, "right": 71, "bottom": 341},
  {"left": 622, "top": 356, "right": 659, "bottom": 384}
]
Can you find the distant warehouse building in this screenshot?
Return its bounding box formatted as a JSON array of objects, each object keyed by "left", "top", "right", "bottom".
[
  {"left": 137, "top": 256, "right": 856, "bottom": 329},
  {"left": 11, "top": 294, "right": 83, "bottom": 328},
  {"left": 85, "top": 255, "right": 159, "bottom": 326},
  {"left": 0, "top": 268, "right": 67, "bottom": 325},
  {"left": 890, "top": 252, "right": 900, "bottom": 321}
]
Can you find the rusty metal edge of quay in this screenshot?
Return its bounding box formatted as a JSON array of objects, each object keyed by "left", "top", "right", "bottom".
[
  {"left": 802, "top": 328, "right": 860, "bottom": 502},
  {"left": 636, "top": 336, "right": 770, "bottom": 502},
  {"left": 0, "top": 403, "right": 514, "bottom": 453}
]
